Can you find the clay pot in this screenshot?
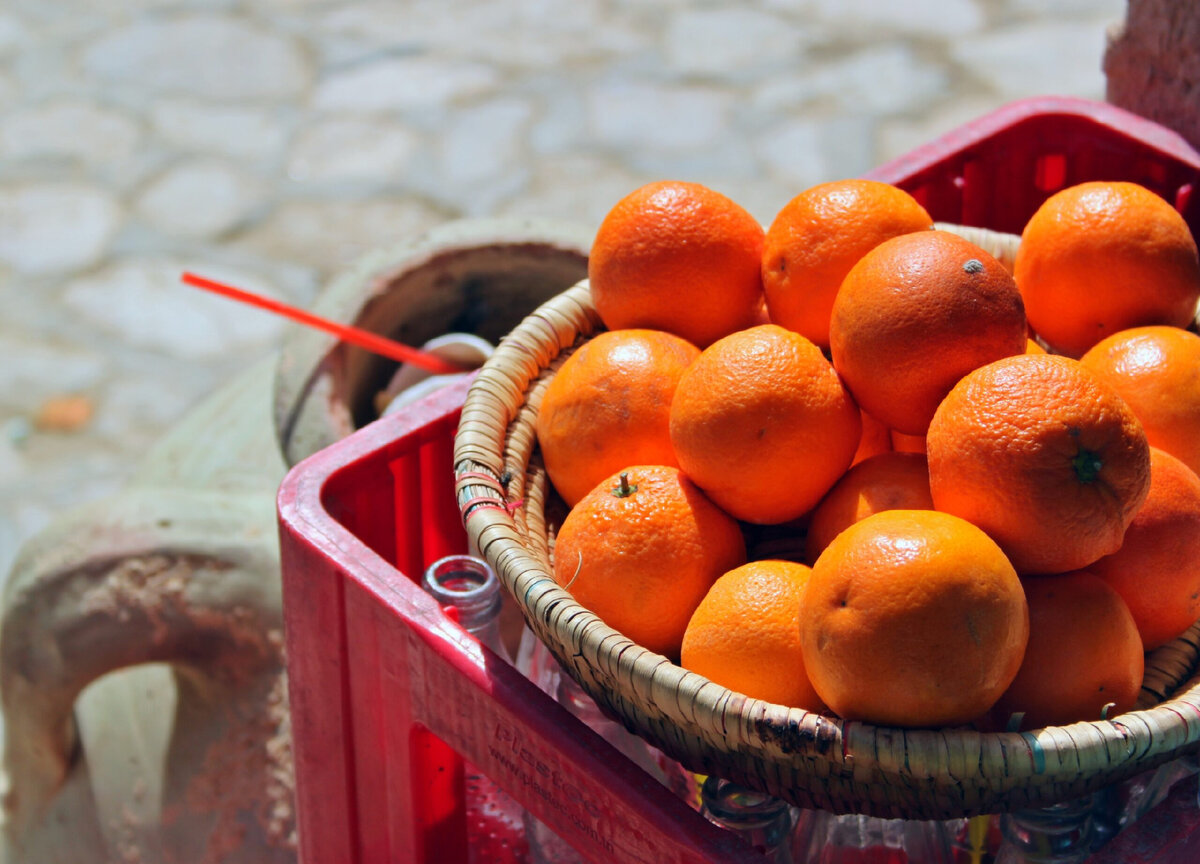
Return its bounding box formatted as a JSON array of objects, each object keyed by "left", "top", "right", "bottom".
[
  {"left": 275, "top": 217, "right": 591, "bottom": 465},
  {"left": 1, "top": 218, "right": 591, "bottom": 862}
]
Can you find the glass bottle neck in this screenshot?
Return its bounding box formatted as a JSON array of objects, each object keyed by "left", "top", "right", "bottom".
[
  {"left": 1000, "top": 795, "right": 1095, "bottom": 864},
  {"left": 422, "top": 554, "right": 511, "bottom": 663},
  {"left": 701, "top": 776, "right": 794, "bottom": 862}
]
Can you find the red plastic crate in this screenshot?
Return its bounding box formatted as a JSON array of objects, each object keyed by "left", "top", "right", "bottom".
[
  {"left": 278, "top": 382, "right": 1200, "bottom": 864},
  {"left": 278, "top": 96, "right": 1200, "bottom": 864},
  {"left": 864, "top": 95, "right": 1200, "bottom": 235},
  {"left": 277, "top": 377, "right": 765, "bottom": 864}
]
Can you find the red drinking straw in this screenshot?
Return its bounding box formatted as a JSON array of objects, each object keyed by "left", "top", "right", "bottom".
[{"left": 181, "top": 271, "right": 467, "bottom": 375}]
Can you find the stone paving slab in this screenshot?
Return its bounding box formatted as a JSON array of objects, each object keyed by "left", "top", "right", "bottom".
[{"left": 0, "top": 0, "right": 1125, "bottom": 582}]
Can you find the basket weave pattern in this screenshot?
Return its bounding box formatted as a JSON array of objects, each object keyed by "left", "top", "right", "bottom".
[{"left": 454, "top": 226, "right": 1200, "bottom": 819}]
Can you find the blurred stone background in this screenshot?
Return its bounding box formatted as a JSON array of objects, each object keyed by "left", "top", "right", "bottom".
[{"left": 0, "top": 0, "right": 1127, "bottom": 581}]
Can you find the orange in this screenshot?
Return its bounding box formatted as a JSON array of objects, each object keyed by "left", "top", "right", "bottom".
[
  {"left": 1088, "top": 447, "right": 1200, "bottom": 650},
  {"left": 1025, "top": 338, "right": 1046, "bottom": 355},
  {"left": 1080, "top": 325, "right": 1200, "bottom": 478},
  {"left": 751, "top": 295, "right": 772, "bottom": 326},
  {"left": 927, "top": 354, "right": 1151, "bottom": 575},
  {"left": 800, "top": 509, "right": 1028, "bottom": 728},
  {"left": 588, "top": 180, "right": 765, "bottom": 348},
  {"left": 552, "top": 465, "right": 746, "bottom": 658},
  {"left": 669, "top": 324, "right": 861, "bottom": 524},
  {"left": 851, "top": 410, "right": 892, "bottom": 466},
  {"left": 761, "top": 179, "right": 933, "bottom": 350},
  {"left": 805, "top": 452, "right": 933, "bottom": 564},
  {"left": 536, "top": 328, "right": 700, "bottom": 506},
  {"left": 889, "top": 429, "right": 926, "bottom": 455},
  {"left": 681, "top": 560, "right": 824, "bottom": 710},
  {"left": 990, "top": 570, "right": 1143, "bottom": 730},
  {"left": 1014, "top": 180, "right": 1200, "bottom": 357},
  {"left": 830, "top": 230, "right": 1027, "bottom": 435}
]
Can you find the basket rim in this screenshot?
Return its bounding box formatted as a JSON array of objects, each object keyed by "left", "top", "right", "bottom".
[{"left": 452, "top": 231, "right": 1200, "bottom": 818}]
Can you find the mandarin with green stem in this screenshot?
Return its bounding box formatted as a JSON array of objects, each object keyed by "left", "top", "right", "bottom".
[
  {"left": 927, "top": 354, "right": 1151, "bottom": 574},
  {"left": 552, "top": 465, "right": 746, "bottom": 659}
]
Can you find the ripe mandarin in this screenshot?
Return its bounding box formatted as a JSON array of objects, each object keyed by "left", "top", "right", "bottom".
[
  {"left": 800, "top": 509, "right": 1029, "bottom": 728},
  {"left": 851, "top": 410, "right": 893, "bottom": 466},
  {"left": 761, "top": 179, "right": 932, "bottom": 349},
  {"left": 536, "top": 328, "right": 699, "bottom": 506},
  {"left": 1014, "top": 180, "right": 1200, "bottom": 357},
  {"left": 830, "top": 230, "right": 1027, "bottom": 435},
  {"left": 1088, "top": 447, "right": 1200, "bottom": 650},
  {"left": 805, "top": 452, "right": 933, "bottom": 565},
  {"left": 588, "top": 180, "right": 765, "bottom": 348},
  {"left": 669, "top": 324, "right": 861, "bottom": 525},
  {"left": 681, "top": 560, "right": 824, "bottom": 710},
  {"left": 552, "top": 465, "right": 745, "bottom": 658},
  {"left": 927, "top": 354, "right": 1151, "bottom": 574},
  {"left": 889, "top": 429, "right": 926, "bottom": 455},
  {"left": 1080, "top": 325, "right": 1200, "bottom": 478},
  {"left": 990, "top": 570, "right": 1143, "bottom": 730}
]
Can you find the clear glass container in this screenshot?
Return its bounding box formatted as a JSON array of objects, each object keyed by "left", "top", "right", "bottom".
[
  {"left": 421, "top": 555, "right": 524, "bottom": 862},
  {"left": 790, "top": 809, "right": 959, "bottom": 864},
  {"left": 517, "top": 629, "right": 700, "bottom": 862},
  {"left": 423, "top": 554, "right": 511, "bottom": 661},
  {"left": 701, "top": 775, "right": 797, "bottom": 863},
  {"left": 995, "top": 796, "right": 1095, "bottom": 864}
]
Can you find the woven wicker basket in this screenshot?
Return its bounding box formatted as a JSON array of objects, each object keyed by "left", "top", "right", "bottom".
[{"left": 453, "top": 224, "right": 1200, "bottom": 820}]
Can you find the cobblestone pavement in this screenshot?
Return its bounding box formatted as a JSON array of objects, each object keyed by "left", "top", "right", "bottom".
[{"left": 1, "top": 0, "right": 1126, "bottom": 581}]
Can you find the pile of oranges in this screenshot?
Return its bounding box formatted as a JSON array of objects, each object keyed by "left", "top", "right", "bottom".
[{"left": 537, "top": 177, "right": 1200, "bottom": 731}]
